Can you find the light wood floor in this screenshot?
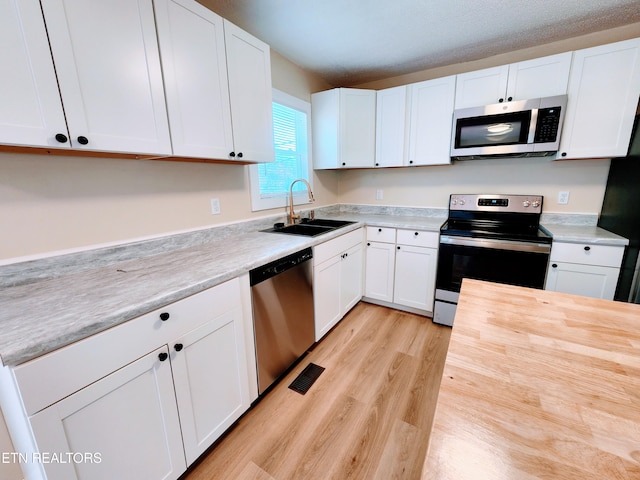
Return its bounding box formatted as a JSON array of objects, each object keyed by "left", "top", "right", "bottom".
[{"left": 182, "top": 302, "right": 452, "bottom": 480}]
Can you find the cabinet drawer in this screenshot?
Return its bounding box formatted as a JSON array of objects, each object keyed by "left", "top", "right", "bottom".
[
  {"left": 366, "top": 226, "right": 396, "bottom": 243},
  {"left": 550, "top": 242, "right": 624, "bottom": 267},
  {"left": 396, "top": 229, "right": 439, "bottom": 248},
  {"left": 13, "top": 278, "right": 242, "bottom": 416},
  {"left": 314, "top": 228, "right": 364, "bottom": 265}
]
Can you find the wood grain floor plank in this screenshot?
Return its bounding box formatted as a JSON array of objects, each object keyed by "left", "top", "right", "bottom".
[{"left": 182, "top": 302, "right": 451, "bottom": 480}]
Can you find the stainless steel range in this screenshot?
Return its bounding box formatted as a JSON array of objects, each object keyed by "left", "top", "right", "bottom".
[{"left": 434, "top": 194, "right": 552, "bottom": 326}]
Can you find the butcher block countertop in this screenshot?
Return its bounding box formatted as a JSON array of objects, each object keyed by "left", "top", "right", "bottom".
[{"left": 423, "top": 279, "right": 640, "bottom": 480}]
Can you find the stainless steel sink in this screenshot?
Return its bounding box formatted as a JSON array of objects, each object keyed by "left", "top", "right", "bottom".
[{"left": 262, "top": 219, "right": 356, "bottom": 237}]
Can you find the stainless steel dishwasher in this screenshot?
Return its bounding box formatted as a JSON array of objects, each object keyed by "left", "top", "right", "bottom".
[{"left": 250, "top": 247, "right": 315, "bottom": 394}]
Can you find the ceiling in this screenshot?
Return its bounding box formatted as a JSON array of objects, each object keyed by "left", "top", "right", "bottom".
[{"left": 197, "top": 0, "right": 640, "bottom": 86}]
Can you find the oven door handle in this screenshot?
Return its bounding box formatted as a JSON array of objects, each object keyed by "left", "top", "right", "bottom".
[{"left": 440, "top": 235, "right": 552, "bottom": 254}]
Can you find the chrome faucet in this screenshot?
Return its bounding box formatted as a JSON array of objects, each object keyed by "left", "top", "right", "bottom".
[{"left": 288, "top": 178, "right": 315, "bottom": 224}]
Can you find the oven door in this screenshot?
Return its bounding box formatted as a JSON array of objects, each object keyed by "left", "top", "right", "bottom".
[{"left": 434, "top": 236, "right": 550, "bottom": 326}]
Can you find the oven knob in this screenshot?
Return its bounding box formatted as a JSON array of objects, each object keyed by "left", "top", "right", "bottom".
[
  {"left": 532, "top": 201, "right": 540, "bottom": 208},
  {"left": 522, "top": 201, "right": 530, "bottom": 207},
  {"left": 459, "top": 199, "right": 465, "bottom": 205},
  {"left": 451, "top": 199, "right": 457, "bottom": 205}
]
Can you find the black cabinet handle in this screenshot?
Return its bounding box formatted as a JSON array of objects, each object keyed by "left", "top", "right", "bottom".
[
  {"left": 174, "top": 343, "right": 184, "bottom": 352},
  {"left": 375, "top": 163, "right": 379, "bottom": 166},
  {"left": 397, "top": 246, "right": 401, "bottom": 250},
  {"left": 498, "top": 98, "right": 504, "bottom": 103},
  {"left": 561, "top": 152, "right": 567, "bottom": 157},
  {"left": 158, "top": 352, "right": 168, "bottom": 361},
  {"left": 584, "top": 246, "right": 591, "bottom": 251},
  {"left": 229, "top": 151, "right": 236, "bottom": 157},
  {"left": 552, "top": 263, "right": 558, "bottom": 268},
  {"left": 55, "top": 133, "right": 68, "bottom": 143},
  {"left": 160, "top": 312, "right": 170, "bottom": 321},
  {"left": 237, "top": 152, "right": 243, "bottom": 158},
  {"left": 367, "top": 242, "right": 370, "bottom": 246},
  {"left": 409, "top": 160, "right": 414, "bottom": 164},
  {"left": 378, "top": 228, "right": 382, "bottom": 232},
  {"left": 77, "top": 136, "right": 89, "bottom": 145},
  {"left": 342, "top": 162, "right": 346, "bottom": 166},
  {"left": 414, "top": 232, "right": 419, "bottom": 236},
  {"left": 507, "top": 96, "right": 513, "bottom": 101}
]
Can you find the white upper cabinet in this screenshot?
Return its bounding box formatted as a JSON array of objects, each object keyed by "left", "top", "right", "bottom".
[
  {"left": 312, "top": 88, "right": 376, "bottom": 169},
  {"left": 557, "top": 38, "right": 640, "bottom": 160},
  {"left": 454, "top": 52, "right": 572, "bottom": 109},
  {"left": 407, "top": 75, "right": 456, "bottom": 166},
  {"left": 154, "top": 0, "right": 234, "bottom": 160},
  {"left": 224, "top": 20, "right": 275, "bottom": 163},
  {"left": 375, "top": 86, "right": 407, "bottom": 168},
  {"left": 0, "top": 0, "right": 68, "bottom": 149},
  {"left": 40, "top": 0, "right": 172, "bottom": 155}
]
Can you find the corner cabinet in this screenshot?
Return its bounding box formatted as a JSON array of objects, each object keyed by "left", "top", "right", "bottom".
[
  {"left": 313, "top": 228, "right": 364, "bottom": 340},
  {"left": 557, "top": 38, "right": 640, "bottom": 160},
  {"left": 0, "top": 277, "right": 256, "bottom": 480},
  {"left": 454, "top": 52, "right": 572, "bottom": 109},
  {"left": 39, "top": 0, "right": 172, "bottom": 155},
  {"left": 312, "top": 88, "right": 376, "bottom": 169},
  {"left": 154, "top": 0, "right": 273, "bottom": 163},
  {"left": 544, "top": 242, "right": 624, "bottom": 300},
  {"left": 364, "top": 227, "right": 438, "bottom": 314}
]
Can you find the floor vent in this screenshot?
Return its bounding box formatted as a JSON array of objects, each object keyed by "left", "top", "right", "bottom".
[{"left": 288, "top": 363, "right": 325, "bottom": 395}]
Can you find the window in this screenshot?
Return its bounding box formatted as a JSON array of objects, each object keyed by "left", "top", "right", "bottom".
[{"left": 249, "top": 89, "right": 313, "bottom": 211}]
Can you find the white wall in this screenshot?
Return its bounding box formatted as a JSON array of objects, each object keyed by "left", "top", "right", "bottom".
[{"left": 338, "top": 157, "right": 610, "bottom": 214}]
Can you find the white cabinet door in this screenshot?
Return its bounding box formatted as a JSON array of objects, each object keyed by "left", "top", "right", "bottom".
[
  {"left": 154, "top": 0, "right": 234, "bottom": 160},
  {"left": 171, "top": 308, "right": 250, "bottom": 464},
  {"left": 341, "top": 242, "right": 364, "bottom": 313},
  {"left": 505, "top": 52, "right": 571, "bottom": 101},
  {"left": 40, "top": 0, "right": 171, "bottom": 155},
  {"left": 545, "top": 262, "right": 620, "bottom": 300},
  {"left": 224, "top": 20, "right": 274, "bottom": 163},
  {"left": 314, "top": 254, "right": 342, "bottom": 340},
  {"left": 454, "top": 65, "right": 509, "bottom": 109},
  {"left": 29, "top": 347, "right": 185, "bottom": 480},
  {"left": 558, "top": 38, "right": 640, "bottom": 160},
  {"left": 407, "top": 75, "right": 456, "bottom": 166},
  {"left": 375, "top": 86, "right": 407, "bottom": 168},
  {"left": 393, "top": 245, "right": 437, "bottom": 311},
  {"left": 312, "top": 88, "right": 376, "bottom": 169},
  {"left": 364, "top": 241, "right": 396, "bottom": 302},
  {"left": 0, "top": 0, "right": 68, "bottom": 148}
]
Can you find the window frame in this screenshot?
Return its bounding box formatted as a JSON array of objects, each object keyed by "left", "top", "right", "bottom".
[{"left": 249, "top": 89, "right": 314, "bottom": 212}]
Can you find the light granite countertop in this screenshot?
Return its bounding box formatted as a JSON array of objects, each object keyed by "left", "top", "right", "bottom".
[{"left": 0, "top": 206, "right": 627, "bottom": 366}]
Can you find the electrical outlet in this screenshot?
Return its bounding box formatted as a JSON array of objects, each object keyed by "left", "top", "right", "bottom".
[
  {"left": 210, "top": 198, "right": 221, "bottom": 215},
  {"left": 376, "top": 189, "right": 383, "bottom": 200},
  {"left": 557, "top": 191, "right": 570, "bottom": 205}
]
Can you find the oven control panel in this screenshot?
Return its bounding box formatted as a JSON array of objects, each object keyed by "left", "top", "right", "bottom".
[{"left": 449, "top": 194, "right": 543, "bottom": 214}]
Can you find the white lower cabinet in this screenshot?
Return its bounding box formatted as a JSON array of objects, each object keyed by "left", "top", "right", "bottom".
[
  {"left": 313, "top": 228, "right": 364, "bottom": 340},
  {"left": 364, "top": 227, "right": 438, "bottom": 313},
  {"left": 1, "top": 277, "right": 255, "bottom": 480},
  {"left": 545, "top": 242, "right": 624, "bottom": 300}
]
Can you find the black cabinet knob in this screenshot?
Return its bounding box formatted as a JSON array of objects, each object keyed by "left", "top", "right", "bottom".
[
  {"left": 584, "top": 246, "right": 591, "bottom": 251},
  {"left": 375, "top": 163, "right": 379, "bottom": 166},
  {"left": 414, "top": 232, "right": 419, "bottom": 236},
  {"left": 237, "top": 152, "right": 243, "bottom": 158},
  {"left": 507, "top": 96, "right": 513, "bottom": 101},
  {"left": 342, "top": 162, "right": 346, "bottom": 166},
  {"left": 397, "top": 246, "right": 401, "bottom": 250},
  {"left": 409, "top": 160, "right": 414, "bottom": 164},
  {"left": 498, "top": 98, "right": 504, "bottom": 103},
  {"left": 561, "top": 152, "right": 567, "bottom": 157},
  {"left": 229, "top": 152, "right": 236, "bottom": 157},
  {"left": 158, "top": 352, "right": 168, "bottom": 361},
  {"left": 552, "top": 263, "right": 558, "bottom": 268},
  {"left": 378, "top": 228, "right": 382, "bottom": 232},
  {"left": 160, "top": 312, "right": 170, "bottom": 321},
  {"left": 174, "top": 343, "right": 184, "bottom": 352},
  {"left": 367, "top": 242, "right": 370, "bottom": 246},
  {"left": 77, "top": 136, "right": 89, "bottom": 145},
  {"left": 55, "top": 133, "right": 68, "bottom": 143}
]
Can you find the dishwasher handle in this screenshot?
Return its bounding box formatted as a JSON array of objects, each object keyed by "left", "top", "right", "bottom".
[{"left": 249, "top": 247, "right": 313, "bottom": 286}]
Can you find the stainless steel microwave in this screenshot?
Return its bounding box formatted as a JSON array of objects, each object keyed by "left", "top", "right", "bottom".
[{"left": 450, "top": 94, "right": 568, "bottom": 160}]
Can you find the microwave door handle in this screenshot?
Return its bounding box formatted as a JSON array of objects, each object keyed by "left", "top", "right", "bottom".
[{"left": 528, "top": 109, "right": 539, "bottom": 144}]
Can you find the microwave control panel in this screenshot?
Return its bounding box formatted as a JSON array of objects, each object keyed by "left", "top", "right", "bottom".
[{"left": 534, "top": 106, "right": 562, "bottom": 143}]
